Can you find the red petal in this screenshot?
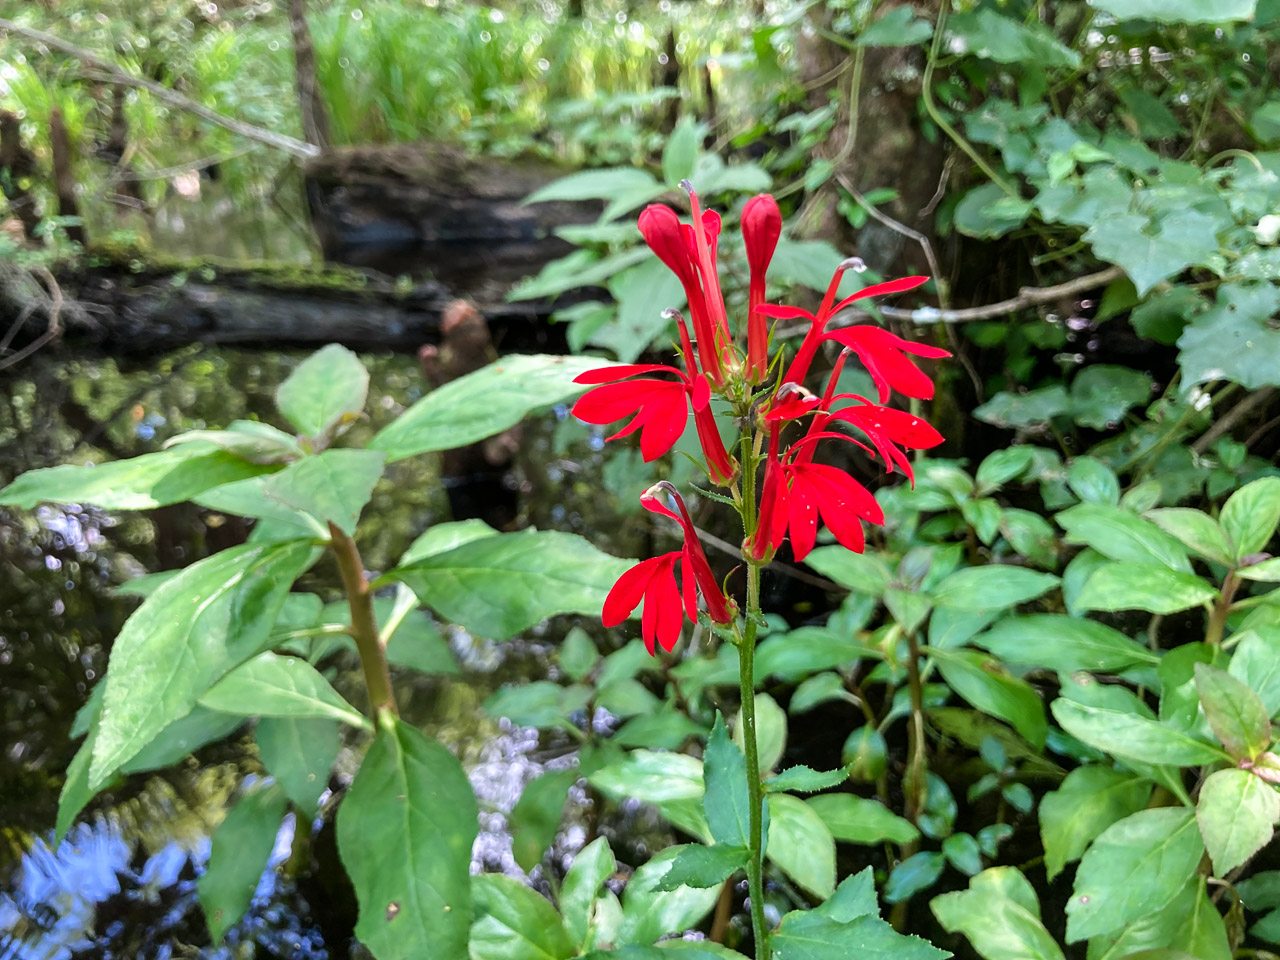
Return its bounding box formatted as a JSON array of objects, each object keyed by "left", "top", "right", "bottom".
[
  {"left": 575, "top": 363, "right": 680, "bottom": 385},
  {"left": 755, "top": 303, "right": 815, "bottom": 321},
  {"left": 830, "top": 276, "right": 930, "bottom": 313},
  {"left": 603, "top": 556, "right": 667, "bottom": 626},
  {"left": 573, "top": 379, "right": 670, "bottom": 424},
  {"left": 638, "top": 392, "right": 689, "bottom": 461}
]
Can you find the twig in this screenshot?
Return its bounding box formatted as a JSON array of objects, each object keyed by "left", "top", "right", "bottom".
[
  {"left": 0, "top": 18, "right": 320, "bottom": 160},
  {"left": 1192, "top": 387, "right": 1277, "bottom": 454},
  {"left": 0, "top": 266, "right": 62, "bottom": 371},
  {"left": 107, "top": 145, "right": 260, "bottom": 182}
]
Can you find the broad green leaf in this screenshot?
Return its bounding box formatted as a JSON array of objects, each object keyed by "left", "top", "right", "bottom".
[
  {"left": 947, "top": 8, "right": 1079, "bottom": 68},
  {"left": 336, "top": 717, "right": 477, "bottom": 960},
  {"left": 385, "top": 529, "right": 633, "bottom": 638},
  {"left": 1085, "top": 211, "right": 1220, "bottom": 297},
  {"left": 884, "top": 851, "right": 946, "bottom": 903},
  {"left": 1240, "top": 557, "right": 1280, "bottom": 581},
  {"left": 954, "top": 182, "right": 1030, "bottom": 239},
  {"left": 788, "top": 673, "right": 853, "bottom": 714},
  {"left": 276, "top": 344, "right": 369, "bottom": 438},
  {"left": 1158, "top": 642, "right": 1220, "bottom": 732},
  {"left": 1179, "top": 284, "right": 1280, "bottom": 393},
  {"left": 766, "top": 794, "right": 836, "bottom": 901},
  {"left": 705, "top": 715, "right": 754, "bottom": 848},
  {"left": 319, "top": 597, "right": 458, "bottom": 676},
  {"left": 1086, "top": 875, "right": 1226, "bottom": 960},
  {"left": 198, "top": 783, "right": 287, "bottom": 942},
  {"left": 814, "top": 867, "right": 877, "bottom": 921},
  {"left": 598, "top": 678, "right": 660, "bottom": 718},
  {"left": 1066, "top": 807, "right": 1205, "bottom": 942},
  {"left": 587, "top": 750, "right": 708, "bottom": 840},
  {"left": 654, "top": 844, "right": 748, "bottom": 890},
  {"left": 1196, "top": 768, "right": 1280, "bottom": 875},
  {"left": 857, "top": 5, "right": 934, "bottom": 46},
  {"left": 1145, "top": 509, "right": 1235, "bottom": 566},
  {"left": 618, "top": 846, "right": 720, "bottom": 945},
  {"left": 932, "top": 867, "right": 1065, "bottom": 960},
  {"left": 1000, "top": 507, "right": 1058, "bottom": 569},
  {"left": 1194, "top": 663, "right": 1271, "bottom": 760},
  {"left": 399, "top": 519, "right": 500, "bottom": 565},
  {"left": 592, "top": 258, "right": 685, "bottom": 362},
  {"left": 1065, "top": 456, "right": 1121, "bottom": 506},
  {"left": 1229, "top": 628, "right": 1280, "bottom": 716},
  {"left": 975, "top": 447, "right": 1035, "bottom": 494},
  {"left": 195, "top": 475, "right": 328, "bottom": 538},
  {"left": 613, "top": 712, "right": 706, "bottom": 750},
  {"left": 764, "top": 766, "right": 848, "bottom": 793},
  {"left": 803, "top": 546, "right": 892, "bottom": 594},
  {"left": 932, "top": 648, "right": 1047, "bottom": 749},
  {"left": 199, "top": 651, "right": 367, "bottom": 728},
  {"left": 561, "top": 837, "right": 615, "bottom": 948},
  {"left": 807, "top": 793, "right": 918, "bottom": 845},
  {"left": 1091, "top": 0, "right": 1255, "bottom": 23},
  {"left": 662, "top": 117, "right": 699, "bottom": 186},
  {"left": 484, "top": 681, "right": 591, "bottom": 730},
  {"left": 942, "top": 832, "right": 984, "bottom": 876},
  {"left": 90, "top": 540, "right": 315, "bottom": 786},
  {"left": 973, "top": 615, "right": 1158, "bottom": 673},
  {"left": 255, "top": 716, "right": 339, "bottom": 814},
  {"left": 841, "top": 726, "right": 889, "bottom": 782},
  {"left": 1130, "top": 285, "right": 1204, "bottom": 345},
  {"left": 753, "top": 628, "right": 873, "bottom": 681},
  {"left": 1171, "top": 878, "right": 1233, "bottom": 960},
  {"left": 974, "top": 385, "right": 1071, "bottom": 429},
  {"left": 733, "top": 692, "right": 786, "bottom": 774},
  {"left": 773, "top": 904, "right": 948, "bottom": 960},
  {"left": 509, "top": 247, "right": 652, "bottom": 302},
  {"left": 1070, "top": 369, "right": 1154, "bottom": 432},
  {"left": 509, "top": 769, "right": 577, "bottom": 872},
  {"left": 261, "top": 448, "right": 385, "bottom": 536},
  {"left": 470, "top": 874, "right": 575, "bottom": 960},
  {"left": 1221, "top": 476, "right": 1280, "bottom": 559},
  {"left": 1039, "top": 766, "right": 1152, "bottom": 880},
  {"left": 370, "top": 355, "right": 621, "bottom": 462},
  {"left": 120, "top": 705, "right": 244, "bottom": 774},
  {"left": 1051, "top": 699, "right": 1228, "bottom": 766},
  {"left": 56, "top": 728, "right": 98, "bottom": 844},
  {"left": 0, "top": 444, "right": 275, "bottom": 510},
  {"left": 1056, "top": 504, "right": 1191, "bottom": 571},
  {"left": 1075, "top": 561, "right": 1217, "bottom": 614},
  {"left": 523, "top": 167, "right": 657, "bottom": 204},
  {"left": 929, "top": 565, "right": 1059, "bottom": 611},
  {"left": 165, "top": 420, "right": 303, "bottom": 464},
  {"left": 930, "top": 608, "right": 1001, "bottom": 651},
  {"left": 560, "top": 627, "right": 600, "bottom": 683}
]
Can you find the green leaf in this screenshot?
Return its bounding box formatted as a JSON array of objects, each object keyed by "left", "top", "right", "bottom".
[
  {"left": 598, "top": 678, "right": 660, "bottom": 718},
  {"left": 484, "top": 681, "right": 591, "bottom": 730},
  {"left": 654, "top": 844, "right": 748, "bottom": 890},
  {"left": 1069, "top": 368, "right": 1154, "bottom": 431},
  {"left": 773, "top": 903, "right": 949, "bottom": 959},
  {"left": 806, "top": 792, "right": 918, "bottom": 845},
  {"left": 524, "top": 167, "right": 658, "bottom": 204},
  {"left": 509, "top": 769, "right": 577, "bottom": 872},
  {"left": 510, "top": 247, "right": 652, "bottom": 302},
  {"left": 255, "top": 716, "right": 339, "bottom": 815},
  {"left": 1221, "top": 476, "right": 1280, "bottom": 559},
  {"left": 1195, "top": 663, "right": 1272, "bottom": 760},
  {"left": 841, "top": 726, "right": 889, "bottom": 782},
  {"left": 336, "top": 717, "right": 477, "bottom": 960},
  {"left": 198, "top": 783, "right": 288, "bottom": 942},
  {"left": 803, "top": 546, "right": 892, "bottom": 594},
  {"left": 1179, "top": 284, "right": 1280, "bottom": 392},
  {"left": 764, "top": 766, "right": 848, "bottom": 793},
  {"left": 1051, "top": 699, "right": 1228, "bottom": 766},
  {"left": 618, "top": 846, "right": 721, "bottom": 945},
  {"left": 975, "top": 447, "right": 1035, "bottom": 494},
  {"left": 588, "top": 750, "right": 708, "bottom": 840},
  {"left": 1056, "top": 504, "right": 1190, "bottom": 571},
  {"left": 1075, "top": 561, "right": 1217, "bottom": 614},
  {"left": 974, "top": 386, "right": 1070, "bottom": 429},
  {"left": 260, "top": 448, "right": 385, "bottom": 536},
  {"left": 561, "top": 837, "right": 615, "bottom": 948},
  {"left": 119, "top": 706, "right": 244, "bottom": 774},
  {"left": 954, "top": 182, "right": 1030, "bottom": 239},
  {"left": 932, "top": 648, "right": 1048, "bottom": 749},
  {"left": 560, "top": 627, "right": 600, "bottom": 683},
  {"left": 592, "top": 258, "right": 685, "bottom": 362},
  {"left": 999, "top": 509, "right": 1059, "bottom": 570},
  {"left": 1145, "top": 508, "right": 1236, "bottom": 566},
  {"left": 929, "top": 565, "right": 1059, "bottom": 611},
  {"left": 705, "top": 714, "right": 761, "bottom": 848},
  {"left": 1239, "top": 557, "right": 1280, "bottom": 582},
  {"left": 1066, "top": 456, "right": 1121, "bottom": 505},
  {"left": 470, "top": 874, "right": 575, "bottom": 960},
  {"left": 1196, "top": 768, "right": 1280, "bottom": 875},
  {"left": 662, "top": 117, "right": 700, "bottom": 186},
  {"left": 90, "top": 540, "right": 315, "bottom": 786},
  {"left": 56, "top": 728, "right": 99, "bottom": 843},
  {"left": 613, "top": 712, "right": 706, "bottom": 750},
  {"left": 766, "top": 794, "right": 836, "bottom": 901},
  {"left": 1039, "top": 766, "right": 1152, "bottom": 880},
  {"left": 948, "top": 8, "right": 1079, "bottom": 67},
  {"left": 165, "top": 420, "right": 304, "bottom": 464},
  {"left": 789, "top": 673, "right": 854, "bottom": 714},
  {"left": 942, "top": 832, "right": 984, "bottom": 876},
  {"left": 1090, "top": 0, "right": 1255, "bottom": 23},
  {"left": 857, "top": 5, "right": 934, "bottom": 46},
  {"left": 276, "top": 344, "right": 369, "bottom": 439},
  {"left": 399, "top": 519, "right": 500, "bottom": 565},
  {"left": 1229, "top": 628, "right": 1280, "bottom": 716},
  {"left": 1086, "top": 211, "right": 1220, "bottom": 297},
  {"left": 195, "top": 476, "right": 328, "bottom": 538},
  {"left": 1066, "top": 807, "right": 1205, "bottom": 942},
  {"left": 385, "top": 529, "right": 633, "bottom": 638},
  {"left": 1130, "top": 286, "right": 1204, "bottom": 345},
  {"left": 1086, "top": 875, "right": 1227, "bottom": 960},
  {"left": 932, "top": 867, "right": 1065, "bottom": 960},
  {"left": 884, "top": 851, "right": 946, "bottom": 903},
  {"left": 370, "top": 355, "right": 621, "bottom": 462},
  {"left": 734, "top": 692, "right": 786, "bottom": 773},
  {"left": 0, "top": 445, "right": 275, "bottom": 510},
  {"left": 754, "top": 628, "right": 874, "bottom": 681},
  {"left": 973, "top": 614, "right": 1158, "bottom": 673},
  {"left": 199, "top": 651, "right": 367, "bottom": 728}
]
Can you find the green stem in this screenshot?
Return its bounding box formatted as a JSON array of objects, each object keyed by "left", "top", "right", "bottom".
[
  {"left": 903, "top": 630, "right": 928, "bottom": 822},
  {"left": 739, "top": 562, "right": 769, "bottom": 960},
  {"left": 328, "top": 521, "right": 399, "bottom": 718},
  {"left": 1205, "top": 571, "right": 1239, "bottom": 648}
]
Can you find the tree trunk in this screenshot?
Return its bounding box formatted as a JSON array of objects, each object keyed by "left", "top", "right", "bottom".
[
  {"left": 289, "top": 0, "right": 331, "bottom": 150},
  {"left": 49, "top": 108, "right": 86, "bottom": 247}
]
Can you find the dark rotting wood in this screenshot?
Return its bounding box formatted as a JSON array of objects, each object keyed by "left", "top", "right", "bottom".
[
  {"left": 49, "top": 107, "right": 86, "bottom": 247},
  {"left": 0, "top": 110, "right": 43, "bottom": 242}
]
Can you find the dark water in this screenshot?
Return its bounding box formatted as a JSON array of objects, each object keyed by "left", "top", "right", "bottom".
[{"left": 0, "top": 345, "right": 674, "bottom": 958}]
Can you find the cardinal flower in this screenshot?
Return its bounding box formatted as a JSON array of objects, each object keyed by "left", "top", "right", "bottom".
[
  {"left": 742, "top": 193, "right": 782, "bottom": 380},
  {"left": 823, "top": 325, "right": 951, "bottom": 403},
  {"left": 828, "top": 399, "right": 945, "bottom": 482},
  {"left": 603, "top": 483, "right": 732, "bottom": 653}
]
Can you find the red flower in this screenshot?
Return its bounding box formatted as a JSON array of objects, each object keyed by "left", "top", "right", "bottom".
[
  {"left": 742, "top": 194, "right": 782, "bottom": 380},
  {"left": 828, "top": 399, "right": 944, "bottom": 482},
  {"left": 572, "top": 361, "right": 708, "bottom": 461},
  {"left": 823, "top": 325, "right": 951, "bottom": 403},
  {"left": 757, "top": 270, "right": 931, "bottom": 387},
  {"left": 602, "top": 483, "right": 732, "bottom": 653}
]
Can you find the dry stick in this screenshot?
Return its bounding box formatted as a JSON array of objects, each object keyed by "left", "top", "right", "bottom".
[
  {"left": 1192, "top": 386, "right": 1277, "bottom": 454},
  {"left": 0, "top": 266, "right": 62, "bottom": 371},
  {"left": 0, "top": 18, "right": 321, "bottom": 161}
]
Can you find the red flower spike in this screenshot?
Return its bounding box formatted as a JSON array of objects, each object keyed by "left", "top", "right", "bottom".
[
  {"left": 682, "top": 182, "right": 732, "bottom": 346},
  {"left": 742, "top": 194, "right": 782, "bottom": 379},
  {"left": 749, "top": 430, "right": 786, "bottom": 562},
  {"left": 641, "top": 482, "right": 733, "bottom": 624},
  {"left": 823, "top": 325, "right": 951, "bottom": 403}
]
